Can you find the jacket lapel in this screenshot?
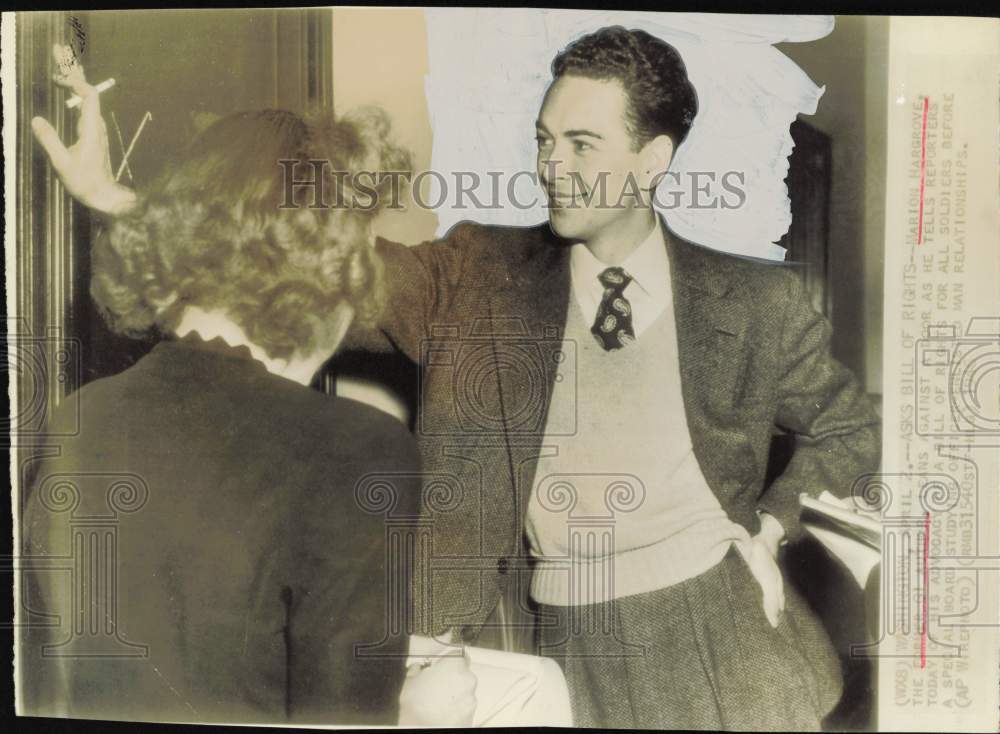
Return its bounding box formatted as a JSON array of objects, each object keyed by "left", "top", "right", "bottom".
[
  {"left": 667, "top": 227, "right": 750, "bottom": 440},
  {"left": 485, "top": 230, "right": 572, "bottom": 525}
]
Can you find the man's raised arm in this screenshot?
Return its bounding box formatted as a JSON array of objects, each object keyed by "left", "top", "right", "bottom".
[{"left": 340, "top": 223, "right": 481, "bottom": 362}]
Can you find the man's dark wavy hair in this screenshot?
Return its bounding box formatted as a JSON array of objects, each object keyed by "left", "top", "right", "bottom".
[
  {"left": 95, "top": 107, "right": 409, "bottom": 361},
  {"left": 551, "top": 26, "right": 699, "bottom": 151}
]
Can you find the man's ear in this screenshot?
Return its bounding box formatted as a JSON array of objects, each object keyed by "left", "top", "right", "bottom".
[{"left": 638, "top": 134, "right": 674, "bottom": 190}]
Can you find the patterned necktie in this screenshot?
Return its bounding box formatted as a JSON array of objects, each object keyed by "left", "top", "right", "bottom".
[{"left": 591, "top": 267, "right": 635, "bottom": 351}]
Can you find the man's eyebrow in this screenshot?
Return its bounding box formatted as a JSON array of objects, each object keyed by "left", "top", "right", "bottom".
[
  {"left": 534, "top": 123, "right": 604, "bottom": 141},
  {"left": 563, "top": 129, "right": 604, "bottom": 140}
]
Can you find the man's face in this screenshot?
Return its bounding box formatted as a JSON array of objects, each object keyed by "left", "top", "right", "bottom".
[{"left": 535, "top": 75, "right": 650, "bottom": 243}]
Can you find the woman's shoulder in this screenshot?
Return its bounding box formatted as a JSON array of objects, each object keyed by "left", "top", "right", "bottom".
[
  {"left": 327, "top": 395, "right": 416, "bottom": 447},
  {"left": 293, "top": 390, "right": 420, "bottom": 465},
  {"left": 284, "top": 393, "right": 423, "bottom": 518}
]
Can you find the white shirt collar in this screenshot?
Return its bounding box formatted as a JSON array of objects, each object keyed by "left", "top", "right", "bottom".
[{"left": 620, "top": 219, "right": 671, "bottom": 307}]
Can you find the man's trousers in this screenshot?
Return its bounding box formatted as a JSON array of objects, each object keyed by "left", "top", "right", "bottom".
[{"left": 538, "top": 545, "right": 843, "bottom": 730}]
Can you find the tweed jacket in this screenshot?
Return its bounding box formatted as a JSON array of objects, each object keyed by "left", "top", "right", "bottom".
[{"left": 345, "top": 219, "right": 881, "bottom": 641}]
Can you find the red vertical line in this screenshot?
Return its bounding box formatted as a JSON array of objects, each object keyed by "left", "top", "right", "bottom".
[
  {"left": 921, "top": 512, "right": 931, "bottom": 668},
  {"left": 918, "top": 96, "right": 930, "bottom": 244}
]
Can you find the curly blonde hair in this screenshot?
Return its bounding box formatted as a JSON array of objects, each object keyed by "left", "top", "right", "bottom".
[{"left": 93, "top": 107, "right": 410, "bottom": 361}]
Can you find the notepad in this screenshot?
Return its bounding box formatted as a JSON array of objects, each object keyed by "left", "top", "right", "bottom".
[
  {"left": 801, "top": 492, "right": 882, "bottom": 550},
  {"left": 800, "top": 491, "right": 882, "bottom": 587}
]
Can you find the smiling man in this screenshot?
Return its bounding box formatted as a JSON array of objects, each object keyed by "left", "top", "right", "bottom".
[
  {"left": 350, "top": 27, "right": 879, "bottom": 729},
  {"left": 535, "top": 63, "right": 675, "bottom": 266},
  {"left": 502, "top": 29, "right": 864, "bottom": 728},
  {"left": 35, "top": 24, "right": 880, "bottom": 731}
]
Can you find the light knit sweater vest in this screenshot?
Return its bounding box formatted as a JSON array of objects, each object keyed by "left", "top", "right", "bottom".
[{"left": 526, "top": 295, "right": 750, "bottom": 606}]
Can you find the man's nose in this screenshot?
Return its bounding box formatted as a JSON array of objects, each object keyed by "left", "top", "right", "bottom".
[{"left": 538, "top": 152, "right": 569, "bottom": 188}]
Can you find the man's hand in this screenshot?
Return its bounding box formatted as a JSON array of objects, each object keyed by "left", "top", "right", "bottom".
[
  {"left": 738, "top": 512, "right": 786, "bottom": 628},
  {"left": 30, "top": 44, "right": 136, "bottom": 216},
  {"left": 398, "top": 654, "right": 477, "bottom": 727}
]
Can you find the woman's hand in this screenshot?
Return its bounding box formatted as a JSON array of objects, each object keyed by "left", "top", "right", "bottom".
[
  {"left": 398, "top": 654, "right": 477, "bottom": 727},
  {"left": 30, "top": 44, "right": 136, "bottom": 215}
]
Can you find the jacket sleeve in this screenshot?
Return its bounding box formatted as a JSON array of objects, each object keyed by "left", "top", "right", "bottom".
[
  {"left": 340, "top": 222, "right": 480, "bottom": 362},
  {"left": 755, "top": 271, "right": 882, "bottom": 543}
]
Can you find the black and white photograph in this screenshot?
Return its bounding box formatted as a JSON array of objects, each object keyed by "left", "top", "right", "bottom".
[{"left": 4, "top": 7, "right": 998, "bottom": 731}]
